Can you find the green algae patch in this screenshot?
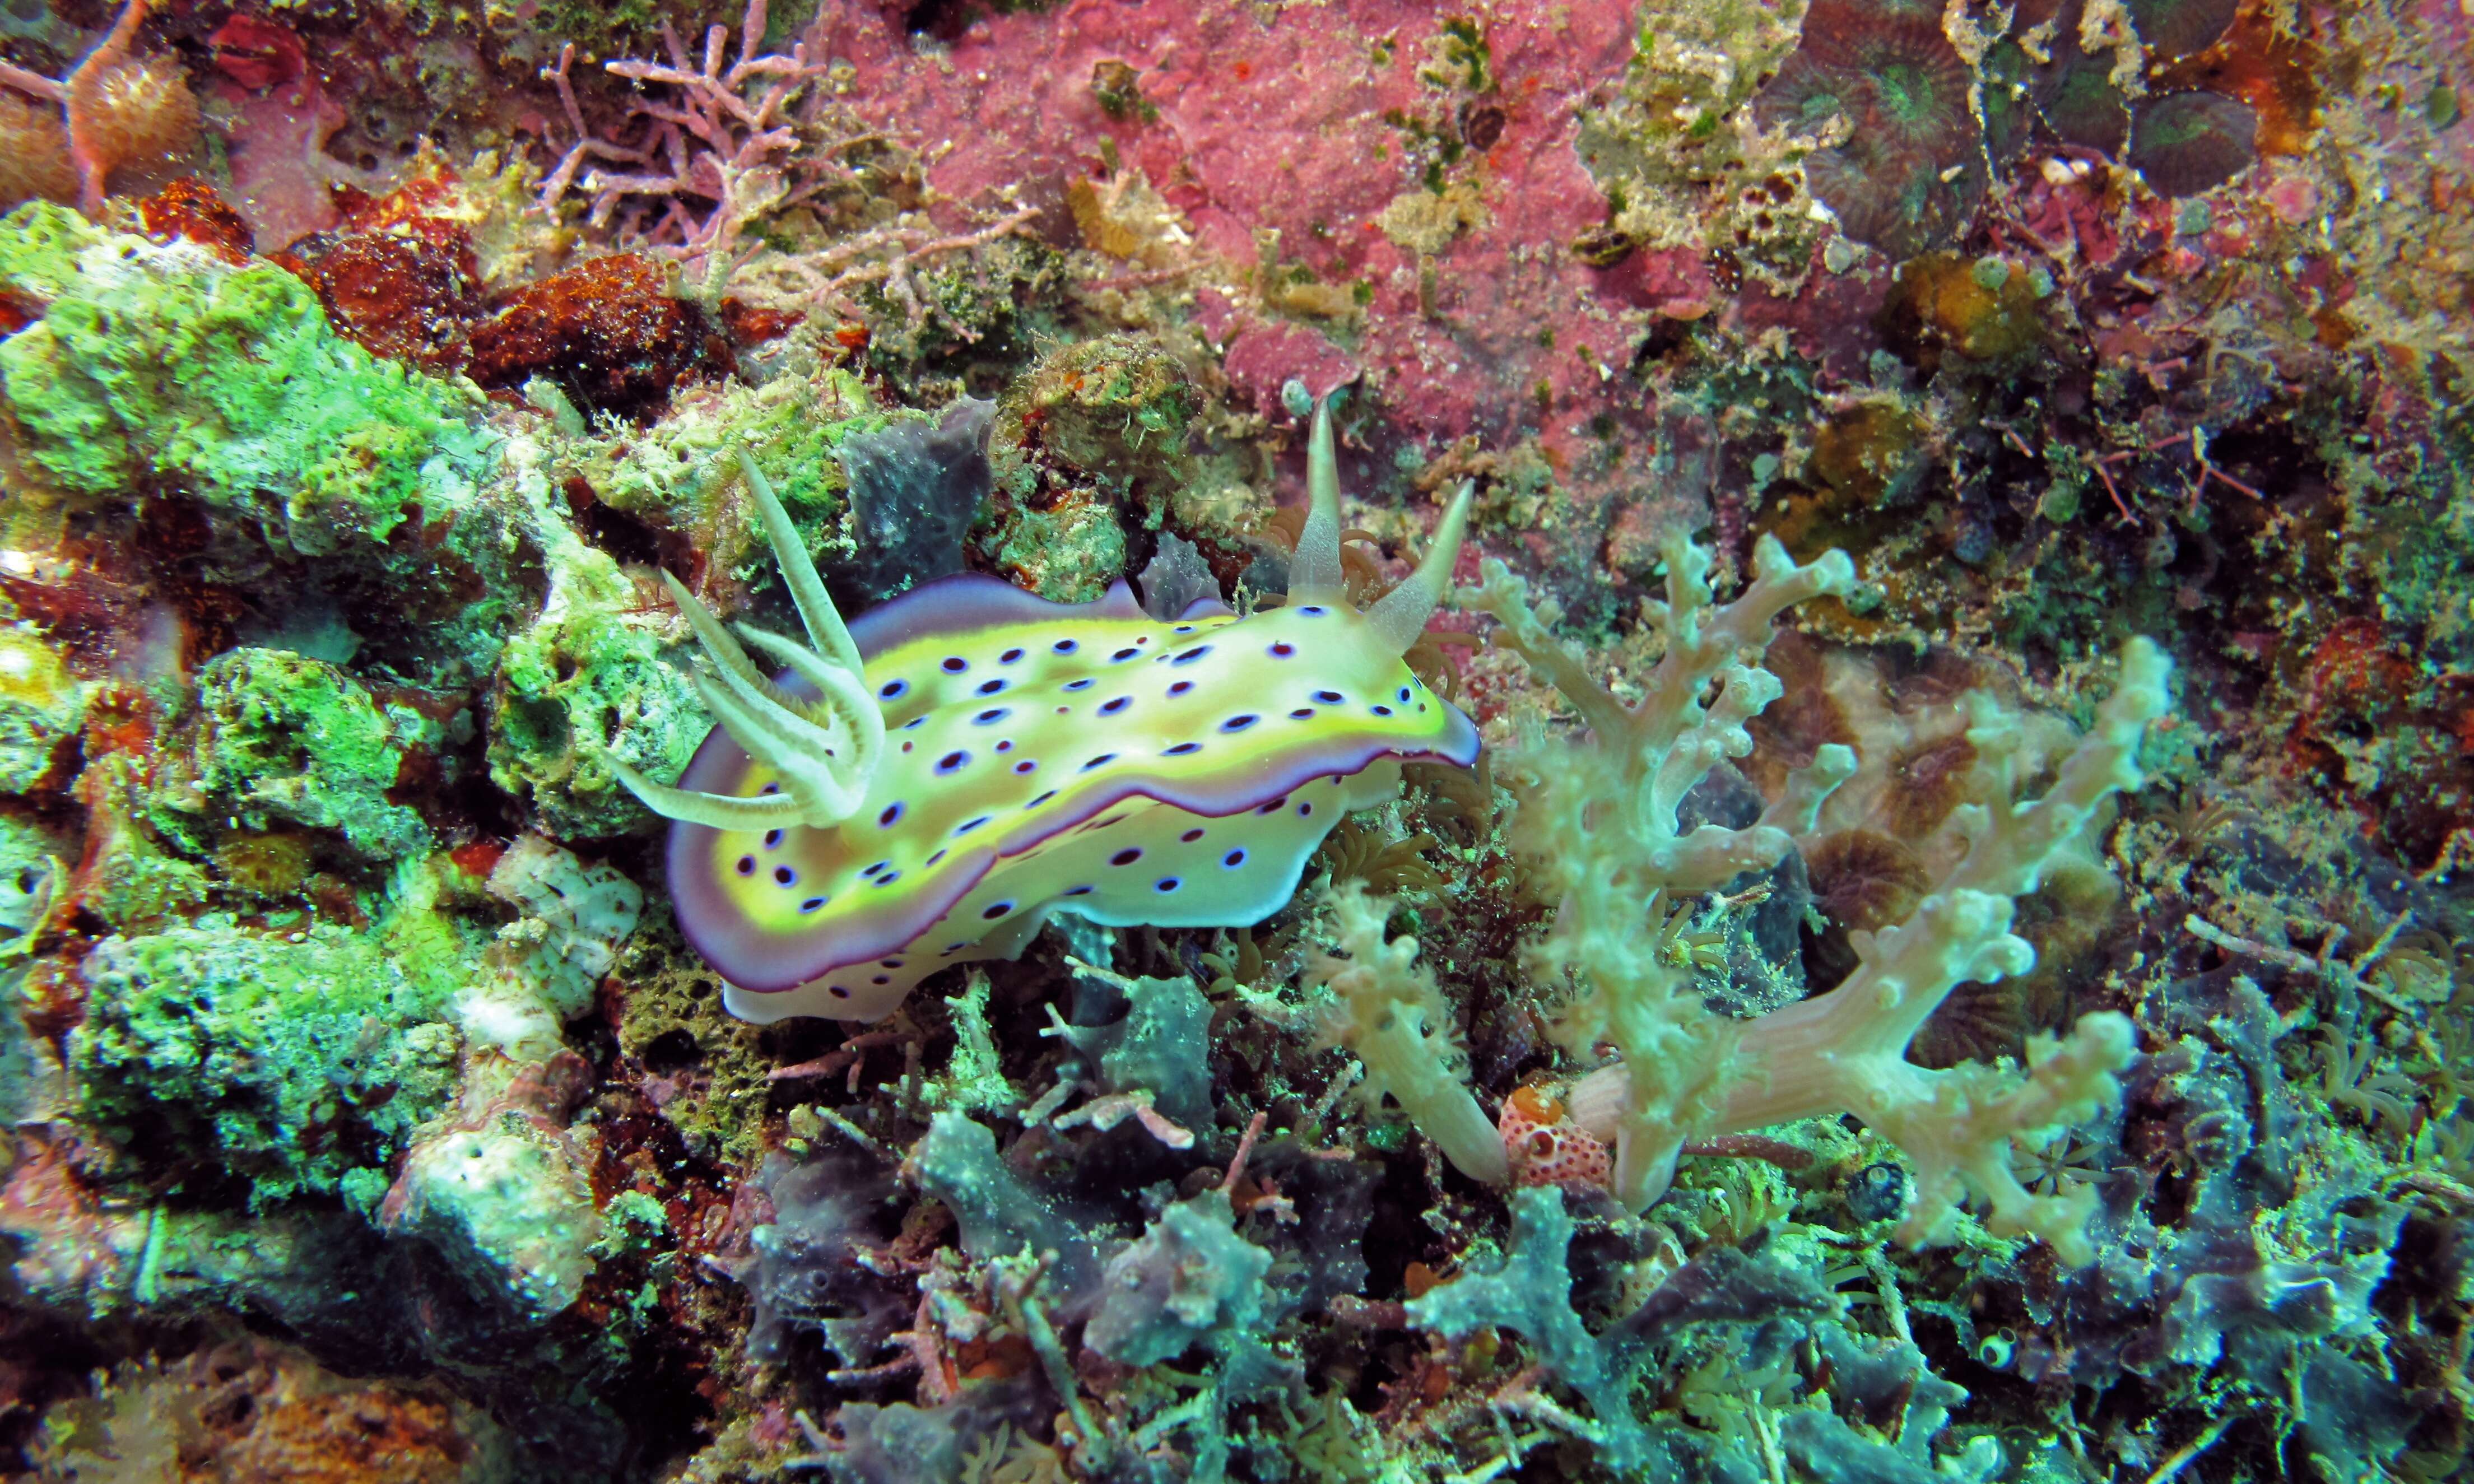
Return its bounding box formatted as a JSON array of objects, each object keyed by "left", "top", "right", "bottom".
[
  {"left": 72, "top": 915, "right": 468, "bottom": 1211},
  {"left": 488, "top": 593, "right": 704, "bottom": 839},
  {"left": 576, "top": 357, "right": 875, "bottom": 583},
  {"left": 159, "top": 648, "right": 446, "bottom": 864},
  {"left": 0, "top": 203, "right": 489, "bottom": 557}
]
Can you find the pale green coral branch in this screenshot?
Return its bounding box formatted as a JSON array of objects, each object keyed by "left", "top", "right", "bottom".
[{"left": 1309, "top": 882, "right": 1510, "bottom": 1185}]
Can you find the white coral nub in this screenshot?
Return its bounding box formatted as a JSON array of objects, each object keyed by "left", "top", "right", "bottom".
[{"left": 614, "top": 453, "right": 883, "bottom": 830}]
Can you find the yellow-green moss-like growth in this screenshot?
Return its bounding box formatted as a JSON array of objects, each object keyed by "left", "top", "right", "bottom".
[{"left": 0, "top": 203, "right": 487, "bottom": 556}]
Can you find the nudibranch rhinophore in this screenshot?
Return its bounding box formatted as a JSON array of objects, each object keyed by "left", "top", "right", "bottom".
[{"left": 616, "top": 399, "right": 1481, "bottom": 1023}]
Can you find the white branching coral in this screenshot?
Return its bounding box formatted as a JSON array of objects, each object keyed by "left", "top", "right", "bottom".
[
  {"left": 1309, "top": 881, "right": 1510, "bottom": 1185},
  {"left": 1463, "top": 533, "right": 1858, "bottom": 1209},
  {"left": 1469, "top": 531, "right": 2170, "bottom": 1267}
]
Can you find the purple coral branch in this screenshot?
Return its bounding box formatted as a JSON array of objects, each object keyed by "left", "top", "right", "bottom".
[
  {"left": 536, "top": 0, "right": 851, "bottom": 267},
  {"left": 531, "top": 0, "right": 1038, "bottom": 320}
]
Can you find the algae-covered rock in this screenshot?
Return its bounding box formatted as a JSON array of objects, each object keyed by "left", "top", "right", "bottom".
[
  {"left": 1085, "top": 1191, "right": 1273, "bottom": 1366},
  {"left": 387, "top": 1121, "right": 602, "bottom": 1322},
  {"left": 573, "top": 355, "right": 872, "bottom": 590},
  {"left": 982, "top": 334, "right": 1192, "bottom": 601},
  {"left": 487, "top": 596, "right": 704, "bottom": 839},
  {"left": 0, "top": 203, "right": 492, "bottom": 559},
  {"left": 0, "top": 622, "right": 85, "bottom": 794},
  {"left": 73, "top": 918, "right": 466, "bottom": 1210},
  {"left": 165, "top": 648, "right": 448, "bottom": 863}
]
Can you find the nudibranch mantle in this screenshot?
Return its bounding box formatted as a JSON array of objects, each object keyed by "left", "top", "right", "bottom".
[{"left": 621, "top": 398, "right": 1480, "bottom": 1024}]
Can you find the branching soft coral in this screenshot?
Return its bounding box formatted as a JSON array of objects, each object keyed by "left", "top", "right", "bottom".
[
  {"left": 1462, "top": 533, "right": 1858, "bottom": 1207},
  {"left": 1309, "top": 882, "right": 1509, "bottom": 1185},
  {"left": 1469, "top": 532, "right": 2170, "bottom": 1266}
]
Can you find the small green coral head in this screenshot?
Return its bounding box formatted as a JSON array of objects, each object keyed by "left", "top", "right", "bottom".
[{"left": 1312, "top": 882, "right": 1509, "bottom": 1185}]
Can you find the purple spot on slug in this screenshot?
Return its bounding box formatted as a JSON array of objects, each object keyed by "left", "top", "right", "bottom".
[
  {"left": 872, "top": 975, "right": 890, "bottom": 985},
  {"left": 1169, "top": 680, "right": 1194, "bottom": 697},
  {"left": 942, "top": 657, "right": 967, "bottom": 673},
  {"left": 1100, "top": 696, "right": 1130, "bottom": 715},
  {"left": 1372, "top": 705, "right": 1393, "bottom": 717},
  {"left": 982, "top": 901, "right": 1013, "bottom": 919},
  {"left": 1064, "top": 678, "right": 1095, "bottom": 691},
  {"left": 903, "top": 717, "right": 928, "bottom": 730},
  {"left": 1300, "top": 605, "right": 1328, "bottom": 616},
  {"left": 1028, "top": 790, "right": 1057, "bottom": 807},
  {"left": 1289, "top": 708, "right": 1314, "bottom": 719},
  {"left": 1221, "top": 714, "right": 1258, "bottom": 732},
  {"left": 1164, "top": 742, "right": 1201, "bottom": 756},
  {"left": 879, "top": 679, "right": 908, "bottom": 699},
  {"left": 1156, "top": 877, "right": 1180, "bottom": 892},
  {"left": 1053, "top": 639, "right": 1078, "bottom": 653},
  {"left": 1314, "top": 690, "right": 1343, "bottom": 704},
  {"left": 801, "top": 897, "right": 826, "bottom": 913},
  {"left": 774, "top": 866, "right": 796, "bottom": 885},
  {"left": 829, "top": 985, "right": 850, "bottom": 998},
  {"left": 977, "top": 678, "right": 1007, "bottom": 695},
  {"left": 1066, "top": 885, "right": 1094, "bottom": 895},
  {"left": 876, "top": 871, "right": 903, "bottom": 886},
  {"left": 975, "top": 708, "right": 1008, "bottom": 724},
  {"left": 1223, "top": 849, "right": 1247, "bottom": 867},
  {"left": 1082, "top": 753, "right": 1117, "bottom": 770},
  {"left": 764, "top": 829, "right": 783, "bottom": 849},
  {"left": 1110, "top": 848, "right": 1142, "bottom": 866},
  {"left": 761, "top": 782, "right": 782, "bottom": 794},
  {"left": 736, "top": 856, "right": 756, "bottom": 875},
  {"left": 879, "top": 803, "right": 904, "bottom": 827},
  {"left": 1013, "top": 759, "right": 1037, "bottom": 774},
  {"left": 1000, "top": 647, "right": 1025, "bottom": 664},
  {"left": 1296, "top": 802, "right": 1314, "bottom": 817},
  {"left": 1111, "top": 646, "right": 1139, "bottom": 662},
  {"left": 926, "top": 849, "right": 946, "bottom": 866},
  {"left": 1170, "top": 646, "right": 1212, "bottom": 666},
  {"left": 1181, "top": 827, "right": 1205, "bottom": 842},
  {"left": 1269, "top": 641, "right": 1295, "bottom": 658},
  {"left": 1398, "top": 686, "right": 1412, "bottom": 701},
  {"left": 936, "top": 751, "right": 969, "bottom": 774},
  {"left": 956, "top": 816, "right": 989, "bottom": 835}
]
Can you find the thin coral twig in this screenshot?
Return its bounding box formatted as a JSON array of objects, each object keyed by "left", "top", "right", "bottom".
[{"left": 62, "top": 0, "right": 152, "bottom": 217}]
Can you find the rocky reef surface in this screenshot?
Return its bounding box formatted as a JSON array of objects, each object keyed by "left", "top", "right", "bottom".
[{"left": 0, "top": 0, "right": 2468, "bottom": 1481}]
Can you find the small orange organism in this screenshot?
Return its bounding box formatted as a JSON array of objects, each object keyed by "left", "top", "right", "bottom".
[{"left": 1499, "top": 1083, "right": 1612, "bottom": 1189}]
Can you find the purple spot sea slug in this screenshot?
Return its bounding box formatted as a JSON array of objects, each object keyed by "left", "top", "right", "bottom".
[{"left": 616, "top": 399, "right": 1480, "bottom": 1022}]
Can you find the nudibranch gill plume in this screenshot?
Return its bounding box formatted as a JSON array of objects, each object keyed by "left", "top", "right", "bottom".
[{"left": 616, "top": 400, "right": 1481, "bottom": 1023}]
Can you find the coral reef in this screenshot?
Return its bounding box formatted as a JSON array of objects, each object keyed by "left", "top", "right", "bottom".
[{"left": 0, "top": 0, "right": 2465, "bottom": 1479}]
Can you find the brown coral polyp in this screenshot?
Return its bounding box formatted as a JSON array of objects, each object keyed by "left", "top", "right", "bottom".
[
  {"left": 77, "top": 55, "right": 196, "bottom": 179},
  {"left": 0, "top": 90, "right": 78, "bottom": 210}
]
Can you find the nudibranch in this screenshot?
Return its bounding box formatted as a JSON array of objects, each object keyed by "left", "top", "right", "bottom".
[{"left": 616, "top": 400, "right": 1481, "bottom": 1023}]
